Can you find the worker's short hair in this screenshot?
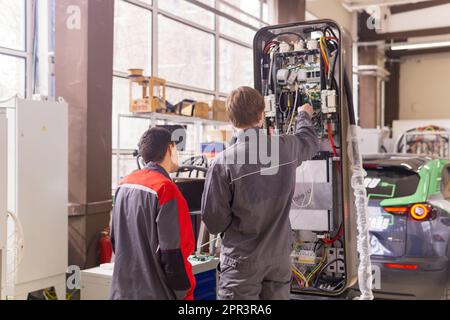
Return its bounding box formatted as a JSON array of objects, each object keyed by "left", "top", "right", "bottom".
[
  {"left": 226, "top": 86, "right": 265, "bottom": 128},
  {"left": 138, "top": 127, "right": 173, "bottom": 164}
]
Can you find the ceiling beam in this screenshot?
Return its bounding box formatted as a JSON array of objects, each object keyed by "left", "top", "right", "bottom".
[
  {"left": 359, "top": 11, "right": 450, "bottom": 41},
  {"left": 343, "top": 0, "right": 429, "bottom": 11},
  {"left": 387, "top": 45, "right": 450, "bottom": 57},
  {"left": 374, "top": 26, "right": 450, "bottom": 41},
  {"left": 390, "top": 0, "right": 450, "bottom": 14}
]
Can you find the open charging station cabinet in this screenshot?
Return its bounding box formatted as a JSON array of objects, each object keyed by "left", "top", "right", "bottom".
[{"left": 254, "top": 20, "right": 359, "bottom": 297}]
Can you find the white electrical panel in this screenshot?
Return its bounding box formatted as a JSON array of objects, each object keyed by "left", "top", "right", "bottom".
[
  {"left": 290, "top": 160, "right": 333, "bottom": 231},
  {"left": 6, "top": 99, "right": 68, "bottom": 299},
  {"left": 0, "top": 110, "right": 7, "bottom": 299}
]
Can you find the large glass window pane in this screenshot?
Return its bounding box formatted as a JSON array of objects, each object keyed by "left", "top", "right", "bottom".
[
  {"left": 219, "top": 39, "right": 253, "bottom": 94},
  {"left": 159, "top": 0, "right": 215, "bottom": 30},
  {"left": 158, "top": 15, "right": 215, "bottom": 91},
  {"left": 114, "top": 0, "right": 152, "bottom": 74},
  {"left": 0, "top": 54, "right": 26, "bottom": 105},
  {"left": 218, "top": 2, "right": 262, "bottom": 44},
  {"left": 219, "top": 18, "right": 256, "bottom": 44},
  {"left": 222, "top": 0, "right": 261, "bottom": 18},
  {"left": 0, "top": 0, "right": 26, "bottom": 51},
  {"left": 262, "top": 1, "right": 270, "bottom": 23},
  {"left": 112, "top": 76, "right": 152, "bottom": 150},
  {"left": 112, "top": 76, "right": 153, "bottom": 186},
  {"left": 112, "top": 76, "right": 129, "bottom": 149}
]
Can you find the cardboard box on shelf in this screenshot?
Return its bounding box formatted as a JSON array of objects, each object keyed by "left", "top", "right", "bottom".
[
  {"left": 180, "top": 102, "right": 210, "bottom": 119},
  {"left": 193, "top": 102, "right": 210, "bottom": 119},
  {"left": 212, "top": 99, "right": 226, "bottom": 111},
  {"left": 128, "top": 72, "right": 167, "bottom": 114},
  {"left": 212, "top": 99, "right": 228, "bottom": 122},
  {"left": 213, "top": 111, "right": 229, "bottom": 122},
  {"left": 130, "top": 97, "right": 165, "bottom": 113}
]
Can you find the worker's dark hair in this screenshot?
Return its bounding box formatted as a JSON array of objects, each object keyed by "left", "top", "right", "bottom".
[
  {"left": 226, "top": 86, "right": 265, "bottom": 128},
  {"left": 138, "top": 127, "right": 173, "bottom": 164}
]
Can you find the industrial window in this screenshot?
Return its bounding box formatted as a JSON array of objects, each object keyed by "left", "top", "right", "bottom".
[
  {"left": 112, "top": 0, "right": 273, "bottom": 187},
  {"left": 219, "top": 38, "right": 253, "bottom": 93},
  {"left": 114, "top": 0, "right": 152, "bottom": 74},
  {"left": 0, "top": 0, "right": 29, "bottom": 105},
  {"left": 158, "top": 14, "right": 215, "bottom": 91},
  {"left": 158, "top": 0, "right": 215, "bottom": 29}
]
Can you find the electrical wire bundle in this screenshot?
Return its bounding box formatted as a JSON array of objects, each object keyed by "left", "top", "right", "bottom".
[
  {"left": 396, "top": 125, "right": 450, "bottom": 158},
  {"left": 319, "top": 28, "right": 339, "bottom": 90},
  {"left": 291, "top": 240, "right": 345, "bottom": 291}
]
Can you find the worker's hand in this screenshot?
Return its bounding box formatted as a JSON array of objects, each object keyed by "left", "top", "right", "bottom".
[{"left": 298, "top": 103, "right": 313, "bottom": 118}]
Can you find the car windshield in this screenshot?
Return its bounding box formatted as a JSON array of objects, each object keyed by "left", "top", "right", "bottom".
[{"left": 364, "top": 167, "right": 420, "bottom": 200}]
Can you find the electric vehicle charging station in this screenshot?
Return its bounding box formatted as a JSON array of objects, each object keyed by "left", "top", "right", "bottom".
[{"left": 254, "top": 20, "right": 372, "bottom": 299}]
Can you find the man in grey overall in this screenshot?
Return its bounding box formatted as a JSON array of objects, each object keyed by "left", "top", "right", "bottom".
[{"left": 201, "top": 86, "right": 319, "bottom": 300}]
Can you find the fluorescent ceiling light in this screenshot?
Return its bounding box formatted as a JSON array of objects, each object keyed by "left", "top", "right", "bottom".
[{"left": 391, "top": 40, "right": 450, "bottom": 51}]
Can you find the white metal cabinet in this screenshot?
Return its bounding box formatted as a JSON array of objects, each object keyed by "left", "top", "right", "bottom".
[{"left": 0, "top": 110, "right": 7, "bottom": 299}]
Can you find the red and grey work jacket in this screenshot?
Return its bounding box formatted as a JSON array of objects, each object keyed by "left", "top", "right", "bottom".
[{"left": 110, "top": 163, "right": 196, "bottom": 300}]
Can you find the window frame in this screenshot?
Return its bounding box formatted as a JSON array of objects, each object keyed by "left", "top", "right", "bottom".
[{"left": 113, "top": 0, "right": 270, "bottom": 98}]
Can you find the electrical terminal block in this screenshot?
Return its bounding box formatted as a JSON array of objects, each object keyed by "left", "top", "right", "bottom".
[
  {"left": 264, "top": 95, "right": 276, "bottom": 117},
  {"left": 321, "top": 90, "right": 337, "bottom": 114},
  {"left": 292, "top": 250, "right": 317, "bottom": 265}
]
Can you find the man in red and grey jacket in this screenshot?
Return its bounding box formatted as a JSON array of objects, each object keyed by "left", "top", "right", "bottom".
[{"left": 110, "top": 127, "right": 196, "bottom": 300}]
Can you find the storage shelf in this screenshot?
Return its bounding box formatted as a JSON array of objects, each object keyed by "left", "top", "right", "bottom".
[
  {"left": 115, "top": 112, "right": 232, "bottom": 189},
  {"left": 119, "top": 112, "right": 230, "bottom": 127}
]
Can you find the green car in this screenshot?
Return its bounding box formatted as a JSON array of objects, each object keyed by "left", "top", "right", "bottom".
[{"left": 362, "top": 154, "right": 450, "bottom": 300}]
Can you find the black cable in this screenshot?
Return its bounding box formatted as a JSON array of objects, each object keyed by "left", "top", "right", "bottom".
[
  {"left": 268, "top": 32, "right": 306, "bottom": 43},
  {"left": 344, "top": 71, "right": 356, "bottom": 126},
  {"left": 313, "top": 258, "right": 345, "bottom": 287},
  {"left": 324, "top": 27, "right": 338, "bottom": 39},
  {"left": 317, "top": 279, "right": 346, "bottom": 292},
  {"left": 329, "top": 48, "right": 339, "bottom": 88},
  {"left": 321, "top": 27, "right": 339, "bottom": 89}
]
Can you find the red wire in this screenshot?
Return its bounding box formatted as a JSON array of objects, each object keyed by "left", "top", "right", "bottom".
[
  {"left": 327, "top": 121, "right": 338, "bottom": 157},
  {"left": 322, "top": 225, "right": 344, "bottom": 245},
  {"left": 264, "top": 41, "right": 279, "bottom": 54}
]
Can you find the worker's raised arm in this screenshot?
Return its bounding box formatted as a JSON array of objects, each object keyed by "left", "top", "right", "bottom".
[
  {"left": 201, "top": 163, "right": 233, "bottom": 235},
  {"left": 281, "top": 104, "right": 320, "bottom": 164},
  {"left": 156, "top": 182, "right": 196, "bottom": 300}
]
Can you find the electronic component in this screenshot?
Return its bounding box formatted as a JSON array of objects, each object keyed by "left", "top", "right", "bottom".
[
  {"left": 264, "top": 94, "right": 276, "bottom": 117},
  {"left": 321, "top": 90, "right": 337, "bottom": 114},
  {"left": 307, "top": 39, "right": 319, "bottom": 50},
  {"left": 297, "top": 69, "right": 307, "bottom": 82},
  {"left": 276, "top": 69, "right": 289, "bottom": 85},
  {"left": 292, "top": 250, "right": 317, "bottom": 265},
  {"left": 279, "top": 41, "right": 291, "bottom": 53},
  {"left": 325, "top": 247, "right": 345, "bottom": 277},
  {"left": 294, "top": 40, "right": 305, "bottom": 51},
  {"left": 290, "top": 159, "right": 333, "bottom": 232},
  {"left": 287, "top": 70, "right": 298, "bottom": 85}
]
